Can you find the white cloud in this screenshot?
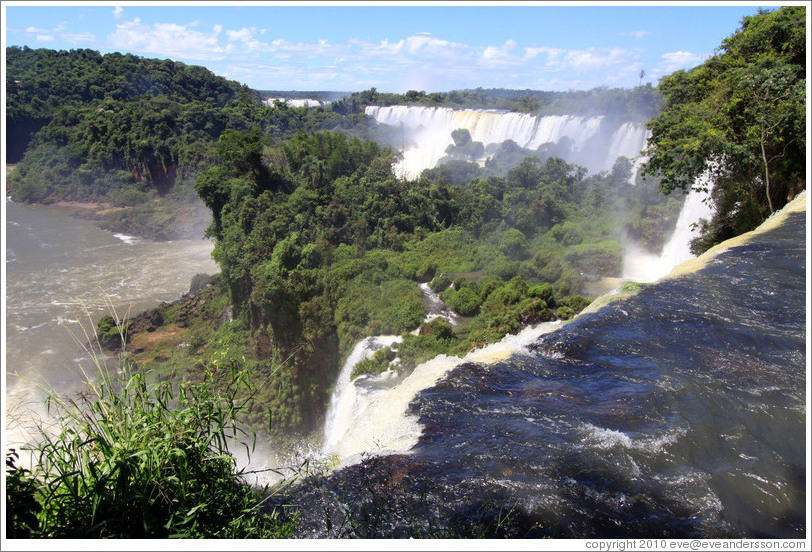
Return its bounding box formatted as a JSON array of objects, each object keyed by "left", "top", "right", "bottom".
[
  {"left": 621, "top": 30, "right": 651, "bottom": 38},
  {"left": 249, "top": 34, "right": 632, "bottom": 91},
  {"left": 524, "top": 46, "right": 565, "bottom": 64},
  {"left": 62, "top": 32, "right": 95, "bottom": 43},
  {"left": 523, "top": 45, "right": 639, "bottom": 80},
  {"left": 113, "top": 6, "right": 123, "bottom": 19},
  {"left": 108, "top": 19, "right": 226, "bottom": 61},
  {"left": 482, "top": 39, "right": 517, "bottom": 64},
  {"left": 227, "top": 27, "right": 254, "bottom": 43},
  {"left": 226, "top": 27, "right": 265, "bottom": 53},
  {"left": 565, "top": 47, "right": 631, "bottom": 72},
  {"left": 657, "top": 50, "right": 707, "bottom": 73},
  {"left": 97, "top": 17, "right": 653, "bottom": 92},
  {"left": 25, "top": 22, "right": 72, "bottom": 44}
]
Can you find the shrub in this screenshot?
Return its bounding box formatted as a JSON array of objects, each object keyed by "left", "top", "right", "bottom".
[
  {"left": 556, "top": 306, "right": 575, "bottom": 320},
  {"left": 419, "top": 317, "right": 454, "bottom": 339},
  {"left": 381, "top": 295, "right": 425, "bottom": 333},
  {"left": 5, "top": 450, "right": 42, "bottom": 538},
  {"left": 559, "top": 294, "right": 591, "bottom": 314},
  {"left": 8, "top": 356, "right": 297, "bottom": 538},
  {"left": 429, "top": 273, "right": 452, "bottom": 293},
  {"left": 564, "top": 240, "right": 622, "bottom": 276},
  {"left": 351, "top": 347, "right": 395, "bottom": 380},
  {"left": 189, "top": 273, "right": 212, "bottom": 293},
  {"left": 96, "top": 314, "right": 129, "bottom": 349},
  {"left": 485, "top": 259, "right": 520, "bottom": 281},
  {"left": 441, "top": 285, "right": 482, "bottom": 316},
  {"left": 498, "top": 228, "right": 530, "bottom": 260},
  {"left": 528, "top": 283, "right": 555, "bottom": 306}
]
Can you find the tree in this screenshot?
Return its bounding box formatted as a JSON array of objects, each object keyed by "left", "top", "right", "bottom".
[
  {"left": 735, "top": 62, "right": 805, "bottom": 213},
  {"left": 641, "top": 7, "right": 805, "bottom": 251}
]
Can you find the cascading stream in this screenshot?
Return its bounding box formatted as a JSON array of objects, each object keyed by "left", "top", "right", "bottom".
[
  {"left": 322, "top": 335, "right": 403, "bottom": 455},
  {"left": 622, "top": 179, "right": 715, "bottom": 282}
]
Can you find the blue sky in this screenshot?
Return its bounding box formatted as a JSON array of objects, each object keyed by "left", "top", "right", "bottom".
[{"left": 2, "top": 2, "right": 785, "bottom": 93}]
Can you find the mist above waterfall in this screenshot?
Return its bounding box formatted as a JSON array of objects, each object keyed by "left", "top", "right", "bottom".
[{"left": 622, "top": 186, "right": 715, "bottom": 282}]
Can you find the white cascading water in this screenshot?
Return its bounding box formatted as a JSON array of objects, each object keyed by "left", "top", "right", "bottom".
[
  {"left": 603, "top": 122, "right": 652, "bottom": 180},
  {"left": 418, "top": 282, "right": 460, "bottom": 327},
  {"left": 365, "top": 105, "right": 649, "bottom": 179},
  {"left": 322, "top": 321, "right": 561, "bottom": 465},
  {"left": 322, "top": 335, "right": 403, "bottom": 454},
  {"left": 264, "top": 98, "right": 327, "bottom": 107},
  {"left": 622, "top": 185, "right": 715, "bottom": 282}
]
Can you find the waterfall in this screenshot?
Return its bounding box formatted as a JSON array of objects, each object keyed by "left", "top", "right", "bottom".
[
  {"left": 323, "top": 105, "right": 716, "bottom": 466},
  {"left": 264, "top": 98, "right": 327, "bottom": 107},
  {"left": 419, "top": 282, "right": 460, "bottom": 327},
  {"left": 322, "top": 321, "right": 561, "bottom": 464},
  {"left": 365, "top": 105, "right": 649, "bottom": 180},
  {"left": 603, "top": 122, "right": 651, "bottom": 180},
  {"left": 322, "top": 335, "right": 403, "bottom": 454},
  {"left": 622, "top": 185, "right": 715, "bottom": 282}
]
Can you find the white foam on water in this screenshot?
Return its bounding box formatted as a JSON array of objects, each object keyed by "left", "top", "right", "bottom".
[
  {"left": 323, "top": 321, "right": 561, "bottom": 465},
  {"left": 113, "top": 233, "right": 138, "bottom": 245}
]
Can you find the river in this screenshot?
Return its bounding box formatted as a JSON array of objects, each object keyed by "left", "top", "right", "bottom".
[{"left": 4, "top": 199, "right": 218, "bottom": 447}]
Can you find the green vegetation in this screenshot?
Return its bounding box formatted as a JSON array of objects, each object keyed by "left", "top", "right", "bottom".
[
  {"left": 5, "top": 46, "right": 258, "bottom": 163},
  {"left": 187, "top": 126, "right": 682, "bottom": 430},
  {"left": 5, "top": 47, "right": 378, "bottom": 238},
  {"left": 350, "top": 276, "right": 590, "bottom": 381},
  {"left": 642, "top": 6, "right": 805, "bottom": 253},
  {"left": 6, "top": 7, "right": 804, "bottom": 538},
  {"left": 5, "top": 46, "right": 683, "bottom": 439},
  {"left": 346, "top": 84, "right": 662, "bottom": 121},
  {"left": 4, "top": 346, "right": 296, "bottom": 538}
]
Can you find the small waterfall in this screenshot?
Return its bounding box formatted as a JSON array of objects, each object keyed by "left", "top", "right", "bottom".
[
  {"left": 419, "top": 282, "right": 460, "bottom": 327},
  {"left": 622, "top": 185, "right": 715, "bottom": 282},
  {"left": 321, "top": 321, "right": 560, "bottom": 463},
  {"left": 366, "top": 105, "right": 645, "bottom": 179},
  {"left": 322, "top": 335, "right": 403, "bottom": 454},
  {"left": 264, "top": 98, "right": 327, "bottom": 108}
]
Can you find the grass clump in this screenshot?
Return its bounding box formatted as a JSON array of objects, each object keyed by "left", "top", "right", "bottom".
[{"left": 5, "top": 310, "right": 297, "bottom": 538}]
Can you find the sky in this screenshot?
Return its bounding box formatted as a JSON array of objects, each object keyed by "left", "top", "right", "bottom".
[{"left": 1, "top": 1, "right": 793, "bottom": 94}]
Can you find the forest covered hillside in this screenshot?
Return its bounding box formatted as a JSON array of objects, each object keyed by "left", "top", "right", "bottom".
[{"left": 5, "top": 46, "right": 258, "bottom": 162}]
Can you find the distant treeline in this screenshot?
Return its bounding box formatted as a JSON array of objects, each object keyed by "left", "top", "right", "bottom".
[
  {"left": 5, "top": 45, "right": 659, "bottom": 210},
  {"left": 260, "top": 86, "right": 663, "bottom": 122},
  {"left": 341, "top": 86, "right": 662, "bottom": 121}
]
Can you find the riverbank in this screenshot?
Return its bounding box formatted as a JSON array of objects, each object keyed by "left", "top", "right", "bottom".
[
  {"left": 7, "top": 193, "right": 211, "bottom": 241},
  {"left": 7, "top": 161, "right": 211, "bottom": 240}
]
